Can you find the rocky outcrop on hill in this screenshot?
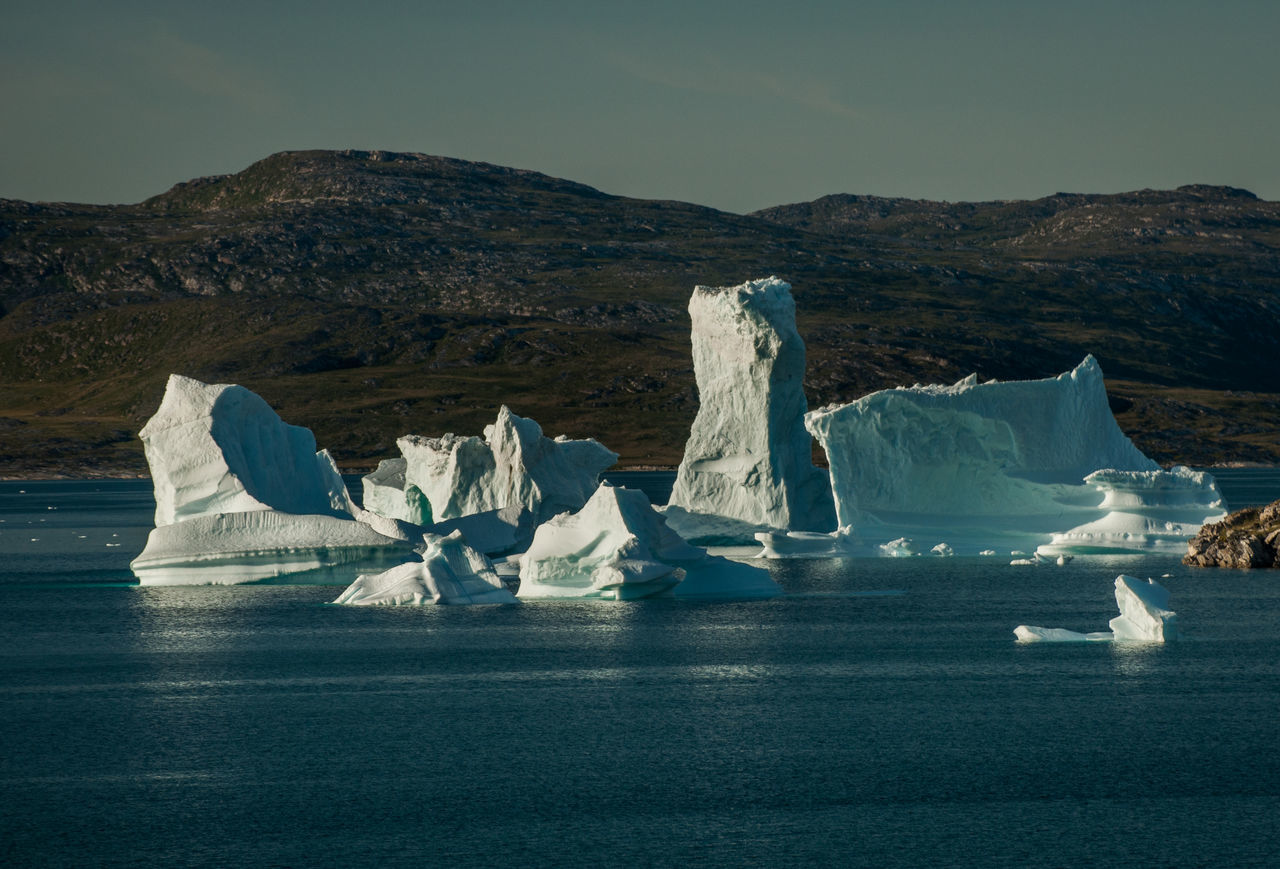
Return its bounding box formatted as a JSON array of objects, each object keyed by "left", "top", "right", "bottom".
[{"left": 1184, "top": 500, "right": 1280, "bottom": 568}]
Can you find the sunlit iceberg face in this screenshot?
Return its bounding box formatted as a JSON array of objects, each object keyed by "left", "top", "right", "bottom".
[
  {"left": 390, "top": 405, "right": 617, "bottom": 526},
  {"left": 799, "top": 356, "right": 1223, "bottom": 557},
  {"left": 1014, "top": 574, "right": 1178, "bottom": 643},
  {"left": 665, "top": 277, "right": 835, "bottom": 543},
  {"left": 131, "top": 374, "right": 415, "bottom": 586}
]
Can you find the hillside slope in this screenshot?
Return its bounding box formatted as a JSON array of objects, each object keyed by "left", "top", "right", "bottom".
[{"left": 2, "top": 150, "right": 1278, "bottom": 475}]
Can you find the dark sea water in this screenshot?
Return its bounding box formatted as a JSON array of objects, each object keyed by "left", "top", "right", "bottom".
[{"left": 2, "top": 475, "right": 1280, "bottom": 867}]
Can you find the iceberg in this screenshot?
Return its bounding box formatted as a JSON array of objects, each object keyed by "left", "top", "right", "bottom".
[
  {"left": 1038, "top": 466, "right": 1225, "bottom": 555},
  {"left": 804, "top": 356, "right": 1218, "bottom": 555},
  {"left": 131, "top": 374, "right": 415, "bottom": 585},
  {"left": 664, "top": 277, "right": 835, "bottom": 543},
  {"left": 333, "top": 531, "right": 518, "bottom": 605},
  {"left": 518, "top": 483, "right": 780, "bottom": 600},
  {"left": 392, "top": 406, "right": 617, "bottom": 528},
  {"left": 361, "top": 458, "right": 431, "bottom": 525},
  {"left": 1014, "top": 575, "right": 1179, "bottom": 643}
]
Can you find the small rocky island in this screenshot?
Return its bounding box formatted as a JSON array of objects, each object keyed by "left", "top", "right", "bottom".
[{"left": 1184, "top": 500, "right": 1280, "bottom": 568}]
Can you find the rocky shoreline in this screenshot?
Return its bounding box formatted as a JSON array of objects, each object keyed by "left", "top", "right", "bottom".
[{"left": 1184, "top": 500, "right": 1280, "bottom": 568}]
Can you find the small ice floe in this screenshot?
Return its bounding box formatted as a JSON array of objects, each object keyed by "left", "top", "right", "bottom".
[
  {"left": 930, "top": 542, "right": 954, "bottom": 557},
  {"left": 1014, "top": 575, "right": 1179, "bottom": 643},
  {"left": 979, "top": 549, "right": 997, "bottom": 556},
  {"left": 1011, "top": 550, "right": 1026, "bottom": 556},
  {"left": 879, "top": 537, "right": 918, "bottom": 557},
  {"left": 1010, "top": 558, "right": 1037, "bottom": 566}
]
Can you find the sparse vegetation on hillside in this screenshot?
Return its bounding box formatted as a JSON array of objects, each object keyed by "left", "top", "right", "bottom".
[{"left": 2, "top": 150, "right": 1279, "bottom": 476}]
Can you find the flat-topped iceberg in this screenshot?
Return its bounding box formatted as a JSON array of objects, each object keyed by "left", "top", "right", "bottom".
[
  {"left": 664, "top": 277, "right": 835, "bottom": 543},
  {"left": 803, "top": 356, "right": 1219, "bottom": 555},
  {"left": 1038, "top": 466, "right": 1225, "bottom": 555},
  {"left": 1014, "top": 575, "right": 1179, "bottom": 643},
  {"left": 519, "top": 483, "right": 780, "bottom": 600},
  {"left": 333, "top": 531, "right": 518, "bottom": 605},
  {"left": 131, "top": 374, "right": 415, "bottom": 585},
  {"left": 390, "top": 406, "right": 617, "bottom": 533}
]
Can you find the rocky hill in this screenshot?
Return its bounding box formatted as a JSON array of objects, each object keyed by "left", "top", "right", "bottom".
[{"left": 2, "top": 149, "right": 1279, "bottom": 476}]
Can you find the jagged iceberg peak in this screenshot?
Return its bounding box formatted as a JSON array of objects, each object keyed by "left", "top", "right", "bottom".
[
  {"left": 519, "top": 483, "right": 701, "bottom": 600},
  {"left": 805, "top": 355, "right": 1156, "bottom": 524},
  {"left": 394, "top": 405, "right": 618, "bottom": 525},
  {"left": 140, "top": 373, "right": 355, "bottom": 527},
  {"left": 518, "top": 482, "right": 780, "bottom": 600},
  {"left": 666, "top": 277, "right": 835, "bottom": 538}
]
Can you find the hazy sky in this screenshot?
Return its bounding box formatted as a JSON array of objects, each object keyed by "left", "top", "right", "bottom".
[{"left": 3, "top": 0, "right": 1277, "bottom": 212}]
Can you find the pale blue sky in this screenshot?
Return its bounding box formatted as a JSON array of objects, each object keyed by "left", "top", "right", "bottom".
[{"left": 2, "top": 0, "right": 1276, "bottom": 211}]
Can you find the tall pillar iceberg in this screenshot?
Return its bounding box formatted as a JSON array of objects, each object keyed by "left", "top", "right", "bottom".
[{"left": 665, "top": 277, "right": 835, "bottom": 542}]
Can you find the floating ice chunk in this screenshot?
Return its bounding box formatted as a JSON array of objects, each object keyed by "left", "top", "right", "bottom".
[
  {"left": 879, "top": 537, "right": 918, "bottom": 557},
  {"left": 361, "top": 458, "right": 431, "bottom": 525},
  {"left": 754, "top": 526, "right": 859, "bottom": 559},
  {"left": 1013, "top": 626, "right": 1110, "bottom": 643},
  {"left": 333, "top": 531, "right": 518, "bottom": 605},
  {"left": 395, "top": 406, "right": 617, "bottom": 525},
  {"left": 131, "top": 374, "right": 415, "bottom": 585},
  {"left": 141, "top": 374, "right": 355, "bottom": 526},
  {"left": 519, "top": 483, "right": 779, "bottom": 600},
  {"left": 804, "top": 356, "right": 1187, "bottom": 553},
  {"left": 807, "top": 356, "right": 1154, "bottom": 524},
  {"left": 1037, "top": 466, "right": 1226, "bottom": 556},
  {"left": 979, "top": 549, "right": 997, "bottom": 556},
  {"left": 1014, "top": 575, "right": 1178, "bottom": 642},
  {"left": 1110, "top": 575, "right": 1179, "bottom": 641},
  {"left": 931, "top": 542, "right": 954, "bottom": 557},
  {"left": 665, "top": 277, "right": 835, "bottom": 542},
  {"left": 1010, "top": 558, "right": 1037, "bottom": 566}
]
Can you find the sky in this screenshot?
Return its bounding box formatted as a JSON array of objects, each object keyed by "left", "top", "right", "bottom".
[{"left": 2, "top": 0, "right": 1277, "bottom": 213}]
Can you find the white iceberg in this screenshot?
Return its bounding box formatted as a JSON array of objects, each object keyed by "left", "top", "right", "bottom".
[
  {"left": 361, "top": 458, "right": 431, "bottom": 525},
  {"left": 1109, "top": 574, "right": 1180, "bottom": 641},
  {"left": 664, "top": 277, "right": 835, "bottom": 543},
  {"left": 1037, "top": 466, "right": 1226, "bottom": 555},
  {"left": 804, "top": 356, "right": 1217, "bottom": 555},
  {"left": 518, "top": 483, "right": 780, "bottom": 600},
  {"left": 333, "top": 531, "right": 518, "bottom": 605},
  {"left": 1014, "top": 575, "right": 1179, "bottom": 643},
  {"left": 754, "top": 527, "right": 860, "bottom": 558},
  {"left": 131, "top": 374, "right": 415, "bottom": 585},
  {"left": 393, "top": 406, "right": 617, "bottom": 528}
]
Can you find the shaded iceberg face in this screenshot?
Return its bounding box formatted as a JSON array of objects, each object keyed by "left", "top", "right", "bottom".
[
  {"left": 131, "top": 374, "right": 415, "bottom": 585},
  {"left": 666, "top": 277, "right": 835, "bottom": 542},
  {"left": 518, "top": 483, "right": 780, "bottom": 601},
  {"left": 391, "top": 406, "right": 617, "bottom": 527},
  {"left": 1039, "top": 466, "right": 1226, "bottom": 556},
  {"left": 361, "top": 458, "right": 431, "bottom": 525},
  {"left": 1014, "top": 575, "right": 1179, "bottom": 643},
  {"left": 333, "top": 531, "right": 518, "bottom": 606}
]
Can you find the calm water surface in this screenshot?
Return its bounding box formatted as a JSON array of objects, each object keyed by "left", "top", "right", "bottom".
[{"left": 1, "top": 477, "right": 1279, "bottom": 867}]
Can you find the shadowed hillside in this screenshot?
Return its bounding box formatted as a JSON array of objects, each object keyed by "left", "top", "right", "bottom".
[{"left": 2, "top": 150, "right": 1279, "bottom": 475}]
